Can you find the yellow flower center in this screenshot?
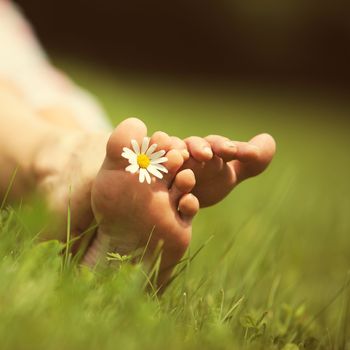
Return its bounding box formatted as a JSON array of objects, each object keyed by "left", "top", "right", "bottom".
[{"left": 137, "top": 154, "right": 150, "bottom": 169}]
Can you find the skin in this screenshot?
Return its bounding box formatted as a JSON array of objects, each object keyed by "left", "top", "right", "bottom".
[
  {"left": 137, "top": 132, "right": 276, "bottom": 208},
  {"left": 0, "top": 82, "right": 275, "bottom": 289},
  {"left": 182, "top": 134, "right": 276, "bottom": 207}
]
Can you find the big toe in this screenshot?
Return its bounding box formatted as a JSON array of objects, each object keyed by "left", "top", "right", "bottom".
[
  {"left": 106, "top": 117, "right": 148, "bottom": 164},
  {"left": 234, "top": 133, "right": 276, "bottom": 182},
  {"left": 250, "top": 133, "right": 276, "bottom": 165}
]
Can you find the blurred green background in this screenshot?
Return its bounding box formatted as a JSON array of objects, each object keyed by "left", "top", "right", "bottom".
[{"left": 2, "top": 1, "right": 349, "bottom": 349}]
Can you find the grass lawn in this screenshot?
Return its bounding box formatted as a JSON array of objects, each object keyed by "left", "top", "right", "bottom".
[{"left": 0, "top": 58, "right": 349, "bottom": 350}]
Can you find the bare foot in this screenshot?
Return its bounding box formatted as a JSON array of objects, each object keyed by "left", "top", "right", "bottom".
[
  {"left": 84, "top": 118, "right": 199, "bottom": 288},
  {"left": 169, "top": 134, "right": 276, "bottom": 207}
]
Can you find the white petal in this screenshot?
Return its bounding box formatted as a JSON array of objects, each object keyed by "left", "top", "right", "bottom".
[
  {"left": 150, "top": 150, "right": 166, "bottom": 159},
  {"left": 125, "top": 164, "right": 139, "bottom": 173},
  {"left": 152, "top": 164, "right": 168, "bottom": 173},
  {"left": 122, "top": 147, "right": 135, "bottom": 157},
  {"left": 151, "top": 157, "right": 168, "bottom": 164},
  {"left": 144, "top": 170, "right": 151, "bottom": 184},
  {"left": 147, "top": 165, "right": 163, "bottom": 179},
  {"left": 146, "top": 143, "right": 157, "bottom": 156},
  {"left": 127, "top": 157, "right": 138, "bottom": 165},
  {"left": 141, "top": 137, "right": 150, "bottom": 154},
  {"left": 122, "top": 152, "right": 136, "bottom": 161},
  {"left": 121, "top": 148, "right": 136, "bottom": 161},
  {"left": 131, "top": 139, "right": 140, "bottom": 154},
  {"left": 139, "top": 168, "right": 146, "bottom": 183}
]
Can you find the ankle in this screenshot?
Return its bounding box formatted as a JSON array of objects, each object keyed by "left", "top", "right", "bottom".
[{"left": 33, "top": 130, "right": 109, "bottom": 212}]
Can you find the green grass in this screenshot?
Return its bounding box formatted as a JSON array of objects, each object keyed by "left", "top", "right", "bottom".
[{"left": 0, "top": 58, "right": 349, "bottom": 349}]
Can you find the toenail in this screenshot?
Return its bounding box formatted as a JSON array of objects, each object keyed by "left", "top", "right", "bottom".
[
  {"left": 203, "top": 147, "right": 213, "bottom": 157},
  {"left": 225, "top": 141, "right": 238, "bottom": 151}
]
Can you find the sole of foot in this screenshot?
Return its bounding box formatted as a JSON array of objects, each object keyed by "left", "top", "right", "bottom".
[{"left": 84, "top": 118, "right": 200, "bottom": 289}]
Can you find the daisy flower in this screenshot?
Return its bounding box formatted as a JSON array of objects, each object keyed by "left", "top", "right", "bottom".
[{"left": 121, "top": 137, "right": 168, "bottom": 184}]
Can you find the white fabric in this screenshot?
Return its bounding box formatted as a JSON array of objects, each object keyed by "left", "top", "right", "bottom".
[{"left": 0, "top": 0, "right": 112, "bottom": 131}]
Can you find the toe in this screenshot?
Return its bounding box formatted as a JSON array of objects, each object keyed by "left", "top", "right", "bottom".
[
  {"left": 106, "top": 117, "right": 147, "bottom": 163},
  {"left": 178, "top": 193, "right": 199, "bottom": 221},
  {"left": 170, "top": 169, "right": 196, "bottom": 200},
  {"left": 150, "top": 131, "right": 172, "bottom": 153},
  {"left": 170, "top": 136, "right": 190, "bottom": 160},
  {"left": 163, "top": 149, "right": 185, "bottom": 184},
  {"left": 184, "top": 136, "right": 213, "bottom": 162},
  {"left": 205, "top": 135, "right": 238, "bottom": 162}
]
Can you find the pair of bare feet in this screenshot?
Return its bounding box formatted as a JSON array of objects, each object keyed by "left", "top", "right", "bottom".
[{"left": 76, "top": 117, "right": 275, "bottom": 289}]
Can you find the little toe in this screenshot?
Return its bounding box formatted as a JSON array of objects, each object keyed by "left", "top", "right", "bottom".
[
  {"left": 160, "top": 149, "right": 184, "bottom": 184},
  {"left": 178, "top": 193, "right": 199, "bottom": 222},
  {"left": 205, "top": 135, "right": 238, "bottom": 162},
  {"left": 150, "top": 131, "right": 173, "bottom": 153},
  {"left": 106, "top": 117, "right": 147, "bottom": 164},
  {"left": 185, "top": 136, "right": 213, "bottom": 162},
  {"left": 170, "top": 169, "right": 196, "bottom": 200}
]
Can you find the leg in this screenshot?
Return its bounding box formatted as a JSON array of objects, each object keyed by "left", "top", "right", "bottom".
[
  {"left": 0, "top": 86, "right": 199, "bottom": 288},
  {"left": 0, "top": 3, "right": 199, "bottom": 288},
  {"left": 0, "top": 84, "right": 107, "bottom": 240},
  {"left": 0, "top": 86, "right": 63, "bottom": 199}
]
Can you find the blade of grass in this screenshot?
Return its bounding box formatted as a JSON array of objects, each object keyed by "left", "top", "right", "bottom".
[
  {"left": 221, "top": 295, "right": 245, "bottom": 323},
  {"left": 0, "top": 166, "right": 18, "bottom": 211},
  {"left": 139, "top": 225, "right": 155, "bottom": 263},
  {"left": 304, "top": 272, "right": 350, "bottom": 332},
  {"left": 165, "top": 235, "right": 215, "bottom": 288},
  {"left": 64, "top": 185, "right": 72, "bottom": 268}
]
